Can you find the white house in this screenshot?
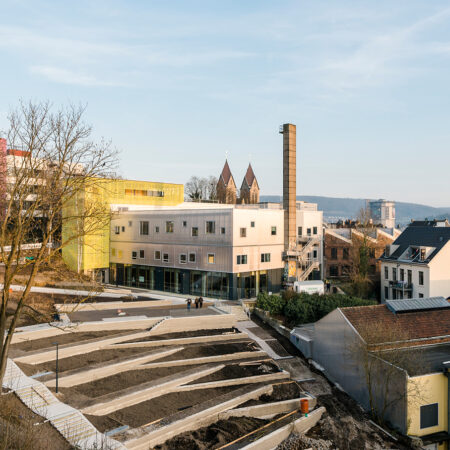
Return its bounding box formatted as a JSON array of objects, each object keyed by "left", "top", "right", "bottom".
[{"left": 380, "top": 220, "right": 450, "bottom": 301}]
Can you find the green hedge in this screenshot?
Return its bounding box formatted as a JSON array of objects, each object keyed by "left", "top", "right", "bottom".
[{"left": 256, "top": 291, "right": 376, "bottom": 327}]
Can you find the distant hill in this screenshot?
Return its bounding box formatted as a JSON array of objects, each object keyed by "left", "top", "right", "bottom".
[{"left": 260, "top": 195, "right": 450, "bottom": 225}]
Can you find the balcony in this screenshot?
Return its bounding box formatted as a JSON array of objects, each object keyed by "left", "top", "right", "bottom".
[{"left": 389, "top": 281, "right": 413, "bottom": 291}]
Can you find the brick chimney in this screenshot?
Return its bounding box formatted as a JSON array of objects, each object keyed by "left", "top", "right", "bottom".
[{"left": 280, "top": 124, "right": 297, "bottom": 252}]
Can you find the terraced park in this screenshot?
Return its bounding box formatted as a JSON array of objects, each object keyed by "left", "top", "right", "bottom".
[{"left": 3, "top": 300, "right": 324, "bottom": 449}]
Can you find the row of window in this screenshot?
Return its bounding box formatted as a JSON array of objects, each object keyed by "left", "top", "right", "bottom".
[
  {"left": 384, "top": 266, "right": 423, "bottom": 285},
  {"left": 298, "top": 226, "right": 318, "bottom": 236},
  {"left": 384, "top": 287, "right": 421, "bottom": 300},
  {"left": 329, "top": 247, "right": 375, "bottom": 260}
]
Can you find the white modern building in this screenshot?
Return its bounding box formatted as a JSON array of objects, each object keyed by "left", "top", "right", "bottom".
[
  {"left": 380, "top": 220, "right": 450, "bottom": 301},
  {"left": 109, "top": 200, "right": 323, "bottom": 299},
  {"left": 369, "top": 199, "right": 395, "bottom": 229}
]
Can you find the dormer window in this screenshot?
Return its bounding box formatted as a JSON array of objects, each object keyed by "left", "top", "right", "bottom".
[{"left": 420, "top": 249, "right": 426, "bottom": 261}]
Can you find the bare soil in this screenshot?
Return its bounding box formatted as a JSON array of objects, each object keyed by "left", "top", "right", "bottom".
[
  {"left": 155, "top": 342, "right": 258, "bottom": 362},
  {"left": 187, "top": 362, "right": 280, "bottom": 385},
  {"left": 0, "top": 392, "right": 71, "bottom": 450},
  {"left": 154, "top": 416, "right": 269, "bottom": 450},
  {"left": 32, "top": 347, "right": 157, "bottom": 373},
  {"left": 60, "top": 364, "right": 205, "bottom": 400},
  {"left": 242, "top": 381, "right": 303, "bottom": 407},
  {"left": 11, "top": 329, "right": 132, "bottom": 352},
  {"left": 124, "top": 328, "right": 238, "bottom": 343},
  {"left": 92, "top": 386, "right": 239, "bottom": 430}
]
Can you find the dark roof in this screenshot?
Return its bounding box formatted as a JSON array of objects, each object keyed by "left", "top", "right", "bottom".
[
  {"left": 380, "top": 224, "right": 450, "bottom": 263},
  {"left": 219, "top": 160, "right": 233, "bottom": 185},
  {"left": 341, "top": 304, "right": 450, "bottom": 345},
  {"left": 382, "top": 343, "right": 450, "bottom": 376},
  {"left": 409, "top": 219, "right": 449, "bottom": 227},
  {"left": 386, "top": 297, "right": 450, "bottom": 314},
  {"left": 243, "top": 163, "right": 258, "bottom": 188}
]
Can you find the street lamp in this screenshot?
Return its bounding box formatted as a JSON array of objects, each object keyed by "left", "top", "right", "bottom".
[{"left": 52, "top": 342, "right": 59, "bottom": 393}]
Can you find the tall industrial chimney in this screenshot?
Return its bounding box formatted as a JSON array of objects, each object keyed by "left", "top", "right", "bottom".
[{"left": 280, "top": 124, "right": 296, "bottom": 252}]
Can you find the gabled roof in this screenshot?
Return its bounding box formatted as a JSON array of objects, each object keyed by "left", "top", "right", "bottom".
[
  {"left": 340, "top": 303, "right": 450, "bottom": 346},
  {"left": 243, "top": 163, "right": 258, "bottom": 187},
  {"left": 380, "top": 225, "right": 450, "bottom": 263},
  {"left": 219, "top": 160, "right": 234, "bottom": 186}
]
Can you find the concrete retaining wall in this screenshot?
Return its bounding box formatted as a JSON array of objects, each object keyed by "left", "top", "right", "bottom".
[
  {"left": 219, "top": 396, "right": 317, "bottom": 420},
  {"left": 82, "top": 365, "right": 224, "bottom": 416},
  {"left": 14, "top": 330, "right": 156, "bottom": 364},
  {"left": 56, "top": 300, "right": 173, "bottom": 312},
  {"left": 125, "top": 385, "right": 273, "bottom": 450},
  {"left": 148, "top": 314, "right": 236, "bottom": 335},
  {"left": 240, "top": 406, "right": 326, "bottom": 450},
  {"left": 176, "top": 371, "right": 290, "bottom": 391},
  {"left": 45, "top": 348, "right": 183, "bottom": 388},
  {"left": 137, "top": 351, "right": 267, "bottom": 370},
  {"left": 253, "top": 308, "right": 291, "bottom": 339}
]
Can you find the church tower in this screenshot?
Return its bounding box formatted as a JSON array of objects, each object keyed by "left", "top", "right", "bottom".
[
  {"left": 216, "top": 160, "right": 237, "bottom": 204},
  {"left": 239, "top": 163, "right": 259, "bottom": 204}
]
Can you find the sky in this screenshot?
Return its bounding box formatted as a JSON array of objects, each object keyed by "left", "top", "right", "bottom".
[{"left": 1, "top": 0, "right": 450, "bottom": 207}]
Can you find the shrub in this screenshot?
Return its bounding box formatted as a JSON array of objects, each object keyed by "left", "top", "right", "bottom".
[{"left": 256, "top": 291, "right": 376, "bottom": 327}]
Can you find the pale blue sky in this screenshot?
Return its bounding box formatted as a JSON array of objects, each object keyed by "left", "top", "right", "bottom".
[{"left": 1, "top": 1, "right": 450, "bottom": 206}]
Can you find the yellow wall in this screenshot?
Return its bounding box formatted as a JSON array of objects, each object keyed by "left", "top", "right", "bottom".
[
  {"left": 62, "top": 178, "right": 183, "bottom": 272},
  {"left": 407, "top": 372, "right": 448, "bottom": 439}
]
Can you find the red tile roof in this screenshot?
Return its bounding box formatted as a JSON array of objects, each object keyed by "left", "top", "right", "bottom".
[{"left": 341, "top": 304, "right": 450, "bottom": 347}]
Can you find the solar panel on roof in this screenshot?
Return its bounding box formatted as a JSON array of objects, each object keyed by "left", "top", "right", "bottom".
[{"left": 386, "top": 297, "right": 450, "bottom": 313}]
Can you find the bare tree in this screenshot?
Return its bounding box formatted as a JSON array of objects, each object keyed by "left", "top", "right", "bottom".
[
  {"left": 349, "top": 319, "right": 426, "bottom": 428},
  {"left": 0, "top": 100, "right": 118, "bottom": 385},
  {"left": 185, "top": 175, "right": 218, "bottom": 201}
]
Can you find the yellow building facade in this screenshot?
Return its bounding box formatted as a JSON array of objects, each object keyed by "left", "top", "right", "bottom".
[
  {"left": 407, "top": 373, "right": 449, "bottom": 450},
  {"left": 62, "top": 178, "right": 183, "bottom": 274}
]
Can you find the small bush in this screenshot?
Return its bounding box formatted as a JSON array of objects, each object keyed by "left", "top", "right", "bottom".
[{"left": 256, "top": 291, "right": 376, "bottom": 327}]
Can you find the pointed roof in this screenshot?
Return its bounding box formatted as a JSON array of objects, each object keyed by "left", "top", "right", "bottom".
[
  {"left": 242, "top": 163, "right": 259, "bottom": 189},
  {"left": 219, "top": 160, "right": 234, "bottom": 186}
]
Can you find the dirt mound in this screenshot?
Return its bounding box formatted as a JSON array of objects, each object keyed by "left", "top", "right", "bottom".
[
  {"left": 277, "top": 432, "right": 332, "bottom": 450},
  {"left": 154, "top": 416, "right": 268, "bottom": 450}
]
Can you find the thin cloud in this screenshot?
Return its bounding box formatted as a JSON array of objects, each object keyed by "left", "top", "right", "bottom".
[{"left": 30, "top": 66, "right": 125, "bottom": 87}]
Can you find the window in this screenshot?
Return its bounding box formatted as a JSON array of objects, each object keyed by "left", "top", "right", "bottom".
[
  {"left": 331, "top": 248, "right": 338, "bottom": 259},
  {"left": 166, "top": 221, "right": 174, "bottom": 233},
  {"left": 298, "top": 226, "right": 302, "bottom": 236},
  {"left": 191, "top": 227, "right": 198, "bottom": 237},
  {"left": 313, "top": 226, "right": 318, "bottom": 235},
  {"left": 139, "top": 250, "right": 145, "bottom": 258},
  {"left": 237, "top": 255, "right": 248, "bottom": 264},
  {"left": 128, "top": 221, "right": 133, "bottom": 227},
  {"left": 118, "top": 250, "right": 123, "bottom": 258},
  {"left": 343, "top": 248, "right": 349, "bottom": 260},
  {"left": 121, "top": 226, "right": 125, "bottom": 232},
  {"left": 369, "top": 265, "right": 376, "bottom": 275},
  {"left": 208, "top": 253, "right": 215, "bottom": 264},
  {"left": 420, "top": 248, "right": 426, "bottom": 261},
  {"left": 221, "top": 227, "right": 225, "bottom": 234},
  {"left": 419, "top": 271, "right": 424, "bottom": 285},
  {"left": 400, "top": 268, "right": 404, "bottom": 282},
  {"left": 271, "top": 226, "right": 277, "bottom": 235},
  {"left": 420, "top": 404, "right": 438, "bottom": 429},
  {"left": 206, "top": 221, "right": 215, "bottom": 234},
  {"left": 155, "top": 226, "right": 160, "bottom": 233},
  {"left": 163, "top": 253, "right": 169, "bottom": 262},
  {"left": 154, "top": 251, "right": 161, "bottom": 260},
  {"left": 111, "top": 248, "right": 116, "bottom": 256},
  {"left": 407, "top": 269, "right": 412, "bottom": 284},
  {"left": 189, "top": 252, "right": 196, "bottom": 263},
  {"left": 179, "top": 254, "right": 187, "bottom": 264},
  {"left": 392, "top": 267, "right": 397, "bottom": 281},
  {"left": 419, "top": 293, "right": 424, "bottom": 298},
  {"left": 261, "top": 253, "right": 271, "bottom": 262},
  {"left": 329, "top": 265, "right": 339, "bottom": 277},
  {"left": 140, "top": 221, "right": 149, "bottom": 235},
  {"left": 114, "top": 226, "right": 120, "bottom": 235},
  {"left": 313, "top": 249, "right": 318, "bottom": 259},
  {"left": 369, "top": 248, "right": 375, "bottom": 258},
  {"left": 182, "top": 221, "right": 187, "bottom": 227},
  {"left": 251, "top": 221, "right": 255, "bottom": 228},
  {"left": 307, "top": 228, "right": 311, "bottom": 236},
  {"left": 132, "top": 251, "right": 137, "bottom": 259},
  {"left": 384, "top": 286, "right": 389, "bottom": 299},
  {"left": 240, "top": 228, "right": 247, "bottom": 237},
  {"left": 384, "top": 266, "right": 389, "bottom": 280}
]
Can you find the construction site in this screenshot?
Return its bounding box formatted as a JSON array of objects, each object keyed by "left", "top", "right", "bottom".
[{"left": 1, "top": 293, "right": 409, "bottom": 450}]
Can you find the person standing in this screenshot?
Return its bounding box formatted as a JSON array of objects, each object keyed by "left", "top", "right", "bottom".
[
  {"left": 186, "top": 298, "right": 191, "bottom": 311},
  {"left": 195, "top": 297, "right": 199, "bottom": 309},
  {"left": 199, "top": 297, "right": 203, "bottom": 308}
]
